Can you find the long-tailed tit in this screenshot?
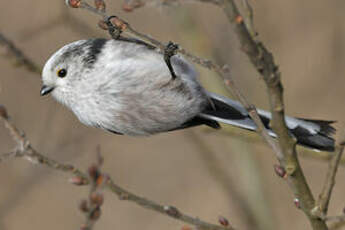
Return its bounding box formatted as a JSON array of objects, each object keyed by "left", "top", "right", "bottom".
[{"left": 40, "top": 38, "right": 335, "bottom": 151}]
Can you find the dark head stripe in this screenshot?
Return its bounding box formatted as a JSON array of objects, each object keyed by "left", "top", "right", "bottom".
[{"left": 82, "top": 38, "right": 107, "bottom": 67}]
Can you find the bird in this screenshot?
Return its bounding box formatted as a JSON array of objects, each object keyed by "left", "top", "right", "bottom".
[{"left": 40, "top": 38, "right": 335, "bottom": 151}]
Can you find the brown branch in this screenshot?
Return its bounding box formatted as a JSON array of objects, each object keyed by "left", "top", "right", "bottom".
[
  {"left": 313, "top": 142, "right": 345, "bottom": 216},
  {"left": 0, "top": 104, "right": 231, "bottom": 230},
  {"left": 79, "top": 151, "right": 105, "bottom": 230},
  {"left": 240, "top": 0, "right": 256, "bottom": 37},
  {"left": 0, "top": 32, "right": 41, "bottom": 74},
  {"left": 218, "top": 1, "right": 329, "bottom": 229},
  {"left": 121, "top": 0, "right": 222, "bottom": 12},
  {"left": 324, "top": 215, "right": 345, "bottom": 222},
  {"left": 106, "top": 178, "right": 234, "bottom": 230}
]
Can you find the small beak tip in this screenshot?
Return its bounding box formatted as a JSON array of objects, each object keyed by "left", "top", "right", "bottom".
[{"left": 40, "top": 85, "right": 54, "bottom": 96}]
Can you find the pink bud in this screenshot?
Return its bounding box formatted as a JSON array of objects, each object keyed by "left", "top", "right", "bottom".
[
  {"left": 218, "top": 216, "right": 229, "bottom": 226},
  {"left": 66, "top": 0, "right": 81, "bottom": 8},
  {"left": 274, "top": 164, "right": 286, "bottom": 178},
  {"left": 294, "top": 198, "right": 301, "bottom": 209}
]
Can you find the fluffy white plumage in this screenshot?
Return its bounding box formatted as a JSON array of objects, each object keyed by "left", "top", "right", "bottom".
[
  {"left": 41, "top": 38, "right": 335, "bottom": 151},
  {"left": 42, "top": 39, "right": 208, "bottom": 135}
]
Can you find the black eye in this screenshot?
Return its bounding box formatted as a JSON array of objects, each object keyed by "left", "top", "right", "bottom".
[{"left": 57, "top": 69, "right": 67, "bottom": 78}]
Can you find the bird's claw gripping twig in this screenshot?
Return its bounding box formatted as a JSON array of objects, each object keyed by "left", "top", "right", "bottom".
[
  {"left": 106, "top": 16, "right": 126, "bottom": 40},
  {"left": 164, "top": 41, "right": 179, "bottom": 80}
]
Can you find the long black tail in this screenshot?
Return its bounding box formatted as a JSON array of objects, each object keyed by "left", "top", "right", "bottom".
[{"left": 198, "top": 92, "right": 336, "bottom": 152}]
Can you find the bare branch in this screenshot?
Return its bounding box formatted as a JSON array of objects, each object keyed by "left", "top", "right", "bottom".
[
  {"left": 106, "top": 177, "right": 234, "bottom": 230},
  {"left": 218, "top": 1, "right": 329, "bottom": 229},
  {"left": 0, "top": 32, "right": 41, "bottom": 74},
  {"left": 314, "top": 142, "right": 345, "bottom": 216},
  {"left": 121, "top": 0, "right": 223, "bottom": 12},
  {"left": 0, "top": 104, "right": 232, "bottom": 230},
  {"left": 79, "top": 152, "right": 106, "bottom": 230},
  {"left": 240, "top": 0, "right": 256, "bottom": 37},
  {"left": 324, "top": 215, "right": 345, "bottom": 222}
]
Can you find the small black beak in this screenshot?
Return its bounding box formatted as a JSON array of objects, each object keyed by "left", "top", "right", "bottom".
[{"left": 40, "top": 85, "right": 54, "bottom": 96}]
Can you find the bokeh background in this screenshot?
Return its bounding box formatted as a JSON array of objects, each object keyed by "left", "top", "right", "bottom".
[{"left": 1, "top": 0, "right": 345, "bottom": 230}]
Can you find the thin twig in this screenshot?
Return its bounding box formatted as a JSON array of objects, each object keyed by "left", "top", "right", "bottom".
[
  {"left": 0, "top": 116, "right": 86, "bottom": 182},
  {"left": 219, "top": 1, "right": 328, "bottom": 229},
  {"left": 0, "top": 32, "right": 41, "bottom": 74},
  {"left": 324, "top": 215, "right": 345, "bottom": 222},
  {"left": 79, "top": 151, "right": 105, "bottom": 230},
  {"left": 0, "top": 151, "right": 18, "bottom": 163},
  {"left": 0, "top": 105, "right": 231, "bottom": 230},
  {"left": 106, "top": 178, "right": 233, "bottom": 230},
  {"left": 314, "top": 142, "right": 345, "bottom": 216},
  {"left": 121, "top": 0, "right": 223, "bottom": 12},
  {"left": 240, "top": 0, "right": 256, "bottom": 37}
]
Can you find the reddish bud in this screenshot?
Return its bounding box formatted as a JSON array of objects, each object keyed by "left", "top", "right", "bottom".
[
  {"left": 94, "top": 0, "right": 106, "bottom": 11},
  {"left": 294, "top": 198, "right": 301, "bottom": 209},
  {"left": 122, "top": 0, "right": 145, "bottom": 12},
  {"left": 90, "top": 207, "right": 101, "bottom": 220},
  {"left": 69, "top": 176, "right": 88, "bottom": 186},
  {"left": 235, "top": 15, "right": 243, "bottom": 24},
  {"left": 218, "top": 216, "right": 229, "bottom": 226},
  {"left": 66, "top": 0, "right": 81, "bottom": 8},
  {"left": 109, "top": 16, "right": 128, "bottom": 31},
  {"left": 96, "top": 175, "right": 104, "bottom": 186},
  {"left": 79, "top": 199, "right": 89, "bottom": 213},
  {"left": 88, "top": 164, "right": 100, "bottom": 180},
  {"left": 80, "top": 224, "right": 88, "bottom": 230},
  {"left": 0, "top": 105, "right": 8, "bottom": 119},
  {"left": 181, "top": 226, "right": 192, "bottom": 230},
  {"left": 273, "top": 164, "right": 286, "bottom": 178},
  {"left": 122, "top": 3, "right": 134, "bottom": 12},
  {"left": 164, "top": 206, "right": 181, "bottom": 217},
  {"left": 90, "top": 192, "right": 104, "bottom": 206}
]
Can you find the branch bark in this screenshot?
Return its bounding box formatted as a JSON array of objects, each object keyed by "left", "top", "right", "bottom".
[
  {"left": 314, "top": 143, "right": 345, "bottom": 216},
  {"left": 220, "top": 1, "right": 329, "bottom": 229},
  {"left": 0, "top": 105, "right": 232, "bottom": 230}
]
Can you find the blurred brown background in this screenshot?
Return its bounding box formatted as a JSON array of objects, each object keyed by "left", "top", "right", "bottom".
[{"left": 0, "top": 0, "right": 345, "bottom": 230}]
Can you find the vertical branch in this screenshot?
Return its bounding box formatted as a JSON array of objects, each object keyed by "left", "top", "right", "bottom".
[
  {"left": 79, "top": 151, "right": 105, "bottom": 230},
  {"left": 314, "top": 142, "right": 345, "bottom": 216},
  {"left": 220, "top": 0, "right": 328, "bottom": 229}
]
